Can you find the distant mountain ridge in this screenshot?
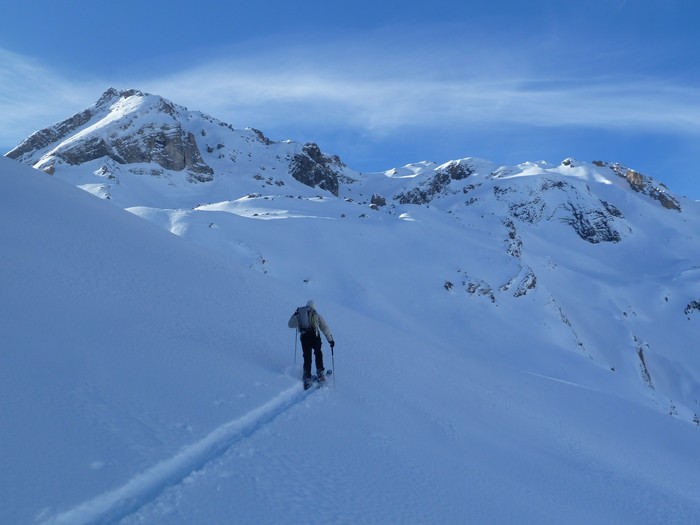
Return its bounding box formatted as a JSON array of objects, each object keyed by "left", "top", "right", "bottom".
[
  {"left": 7, "top": 88, "right": 681, "bottom": 213},
  {"left": 6, "top": 87, "right": 700, "bottom": 426}
]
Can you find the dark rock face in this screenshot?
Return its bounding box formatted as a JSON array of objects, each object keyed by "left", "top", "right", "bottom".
[
  {"left": 7, "top": 109, "right": 94, "bottom": 162},
  {"left": 558, "top": 202, "right": 622, "bottom": 244},
  {"left": 249, "top": 128, "right": 273, "bottom": 146},
  {"left": 290, "top": 143, "right": 342, "bottom": 196},
  {"left": 113, "top": 126, "right": 213, "bottom": 182},
  {"left": 46, "top": 123, "right": 213, "bottom": 182},
  {"left": 685, "top": 300, "right": 700, "bottom": 318},
  {"left": 56, "top": 136, "right": 118, "bottom": 165},
  {"left": 395, "top": 161, "right": 474, "bottom": 205},
  {"left": 497, "top": 178, "right": 626, "bottom": 244},
  {"left": 609, "top": 163, "right": 681, "bottom": 211},
  {"left": 442, "top": 161, "right": 473, "bottom": 181},
  {"left": 370, "top": 194, "right": 387, "bottom": 207}
]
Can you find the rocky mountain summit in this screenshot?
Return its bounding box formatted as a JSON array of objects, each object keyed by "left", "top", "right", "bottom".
[
  {"left": 9, "top": 89, "right": 211, "bottom": 181},
  {"left": 7, "top": 88, "right": 351, "bottom": 198}
]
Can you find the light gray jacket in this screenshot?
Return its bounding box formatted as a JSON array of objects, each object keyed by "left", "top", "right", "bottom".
[{"left": 288, "top": 305, "right": 333, "bottom": 343}]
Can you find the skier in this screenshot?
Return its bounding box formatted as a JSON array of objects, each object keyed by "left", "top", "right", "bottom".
[{"left": 288, "top": 300, "right": 335, "bottom": 389}]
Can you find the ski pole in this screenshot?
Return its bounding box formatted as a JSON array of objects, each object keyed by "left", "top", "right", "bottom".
[
  {"left": 331, "top": 344, "right": 336, "bottom": 388},
  {"left": 294, "top": 328, "right": 298, "bottom": 366}
]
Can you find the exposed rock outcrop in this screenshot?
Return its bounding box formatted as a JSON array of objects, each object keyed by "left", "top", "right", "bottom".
[
  {"left": 395, "top": 160, "right": 475, "bottom": 205},
  {"left": 290, "top": 143, "right": 344, "bottom": 196},
  {"left": 609, "top": 163, "right": 681, "bottom": 211}
]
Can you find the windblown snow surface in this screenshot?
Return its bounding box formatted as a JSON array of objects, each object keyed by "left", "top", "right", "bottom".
[{"left": 2, "top": 154, "right": 700, "bottom": 524}]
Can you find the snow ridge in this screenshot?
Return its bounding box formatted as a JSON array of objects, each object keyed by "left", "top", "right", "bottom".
[{"left": 41, "top": 383, "right": 312, "bottom": 525}]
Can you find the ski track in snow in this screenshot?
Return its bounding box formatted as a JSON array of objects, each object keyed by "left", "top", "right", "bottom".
[
  {"left": 41, "top": 383, "right": 313, "bottom": 525},
  {"left": 524, "top": 371, "right": 598, "bottom": 392}
]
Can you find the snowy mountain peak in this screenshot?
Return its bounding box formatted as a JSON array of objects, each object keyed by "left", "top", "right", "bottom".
[
  {"left": 9, "top": 88, "right": 214, "bottom": 182},
  {"left": 7, "top": 88, "right": 354, "bottom": 199}
]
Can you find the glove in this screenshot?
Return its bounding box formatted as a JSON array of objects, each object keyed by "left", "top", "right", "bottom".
[{"left": 330, "top": 340, "right": 335, "bottom": 349}]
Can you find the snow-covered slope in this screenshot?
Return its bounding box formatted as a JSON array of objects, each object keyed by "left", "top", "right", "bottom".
[
  {"left": 8, "top": 88, "right": 700, "bottom": 425},
  {"left": 0, "top": 155, "right": 306, "bottom": 523},
  {"left": 4, "top": 88, "right": 700, "bottom": 523}
]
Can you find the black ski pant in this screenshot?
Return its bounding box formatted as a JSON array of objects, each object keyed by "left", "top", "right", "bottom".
[{"left": 300, "top": 330, "right": 324, "bottom": 378}]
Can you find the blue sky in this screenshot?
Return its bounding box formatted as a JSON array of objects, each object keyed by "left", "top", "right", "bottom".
[{"left": 2, "top": 0, "right": 699, "bottom": 197}]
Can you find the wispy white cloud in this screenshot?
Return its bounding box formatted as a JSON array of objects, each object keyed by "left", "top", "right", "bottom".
[
  {"left": 138, "top": 37, "right": 700, "bottom": 139},
  {"left": 2, "top": 36, "right": 699, "bottom": 154},
  {"left": 0, "top": 48, "right": 104, "bottom": 150}
]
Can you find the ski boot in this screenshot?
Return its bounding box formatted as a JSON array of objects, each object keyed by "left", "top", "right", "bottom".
[{"left": 303, "top": 374, "right": 313, "bottom": 390}]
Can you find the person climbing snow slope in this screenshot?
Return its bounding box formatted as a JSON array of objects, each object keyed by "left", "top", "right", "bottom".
[{"left": 288, "top": 300, "right": 335, "bottom": 389}]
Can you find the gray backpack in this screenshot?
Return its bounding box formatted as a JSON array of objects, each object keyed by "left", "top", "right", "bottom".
[{"left": 297, "top": 305, "right": 316, "bottom": 332}]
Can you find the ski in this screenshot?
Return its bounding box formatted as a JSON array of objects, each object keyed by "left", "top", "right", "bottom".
[{"left": 304, "top": 369, "right": 332, "bottom": 390}]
